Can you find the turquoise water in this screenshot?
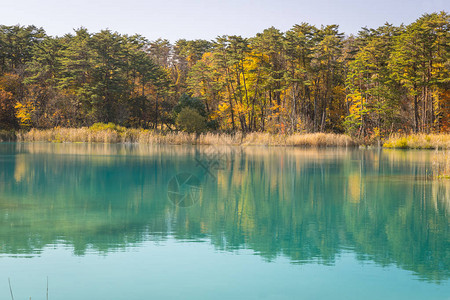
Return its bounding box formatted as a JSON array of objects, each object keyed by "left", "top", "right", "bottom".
[{"left": 0, "top": 143, "right": 448, "bottom": 299}]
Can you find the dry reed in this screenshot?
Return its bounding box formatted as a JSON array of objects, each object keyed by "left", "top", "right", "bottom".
[{"left": 15, "top": 127, "right": 359, "bottom": 147}]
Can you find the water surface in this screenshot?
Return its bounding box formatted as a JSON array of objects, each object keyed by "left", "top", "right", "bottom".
[{"left": 0, "top": 143, "right": 448, "bottom": 299}]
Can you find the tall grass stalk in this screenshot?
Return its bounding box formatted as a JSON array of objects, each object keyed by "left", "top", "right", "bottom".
[
  {"left": 8, "top": 278, "right": 14, "bottom": 300},
  {"left": 16, "top": 127, "right": 359, "bottom": 147}
]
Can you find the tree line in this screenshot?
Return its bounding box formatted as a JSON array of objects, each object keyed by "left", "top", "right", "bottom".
[{"left": 0, "top": 12, "right": 448, "bottom": 138}]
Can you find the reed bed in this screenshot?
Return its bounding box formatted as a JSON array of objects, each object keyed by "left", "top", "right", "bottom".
[
  {"left": 285, "top": 133, "right": 356, "bottom": 147},
  {"left": 14, "top": 128, "right": 450, "bottom": 149},
  {"left": 16, "top": 127, "right": 359, "bottom": 147},
  {"left": 383, "top": 134, "right": 450, "bottom": 150},
  {"left": 17, "top": 127, "right": 135, "bottom": 143}
]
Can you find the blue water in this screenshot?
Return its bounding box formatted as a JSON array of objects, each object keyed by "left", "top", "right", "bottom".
[{"left": 0, "top": 143, "right": 448, "bottom": 299}]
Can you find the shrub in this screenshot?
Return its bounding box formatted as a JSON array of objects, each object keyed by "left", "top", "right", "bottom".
[
  {"left": 176, "top": 107, "right": 206, "bottom": 134},
  {"left": 383, "top": 134, "right": 450, "bottom": 149},
  {"left": 89, "top": 122, "right": 126, "bottom": 133}
]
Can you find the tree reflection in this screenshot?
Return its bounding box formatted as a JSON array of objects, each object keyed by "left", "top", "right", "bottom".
[{"left": 0, "top": 143, "right": 448, "bottom": 282}]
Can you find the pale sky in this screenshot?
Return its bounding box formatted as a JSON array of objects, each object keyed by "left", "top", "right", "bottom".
[{"left": 0, "top": 0, "right": 448, "bottom": 41}]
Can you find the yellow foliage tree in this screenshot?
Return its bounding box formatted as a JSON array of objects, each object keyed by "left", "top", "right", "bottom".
[{"left": 15, "top": 101, "right": 35, "bottom": 128}]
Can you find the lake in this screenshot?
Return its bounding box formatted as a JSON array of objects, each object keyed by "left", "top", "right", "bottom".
[{"left": 0, "top": 142, "right": 448, "bottom": 299}]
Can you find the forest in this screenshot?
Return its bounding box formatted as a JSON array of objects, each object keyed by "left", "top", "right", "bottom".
[{"left": 0, "top": 12, "right": 448, "bottom": 140}]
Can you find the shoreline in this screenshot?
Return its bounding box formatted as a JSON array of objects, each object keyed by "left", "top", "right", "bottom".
[
  {"left": 1, "top": 128, "right": 450, "bottom": 149},
  {"left": 11, "top": 128, "right": 358, "bottom": 147}
]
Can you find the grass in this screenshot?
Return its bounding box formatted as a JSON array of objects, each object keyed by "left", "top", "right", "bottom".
[
  {"left": 383, "top": 134, "right": 450, "bottom": 150},
  {"left": 12, "top": 126, "right": 450, "bottom": 149},
  {"left": 15, "top": 125, "right": 358, "bottom": 147},
  {"left": 241, "top": 132, "right": 355, "bottom": 147}
]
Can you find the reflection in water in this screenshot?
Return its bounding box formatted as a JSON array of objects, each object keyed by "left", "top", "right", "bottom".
[{"left": 0, "top": 143, "right": 448, "bottom": 282}]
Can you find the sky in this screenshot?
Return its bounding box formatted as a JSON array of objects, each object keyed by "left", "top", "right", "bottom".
[{"left": 0, "top": 0, "right": 448, "bottom": 41}]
